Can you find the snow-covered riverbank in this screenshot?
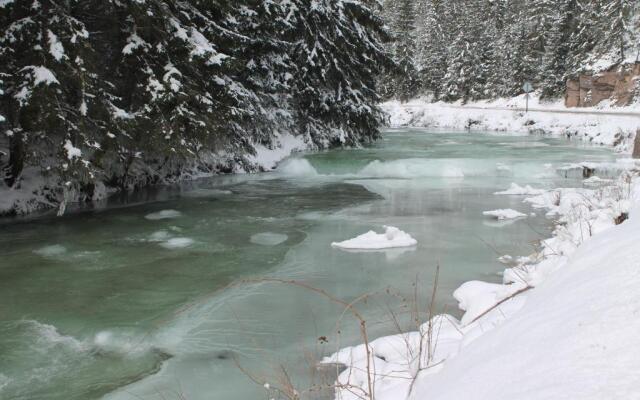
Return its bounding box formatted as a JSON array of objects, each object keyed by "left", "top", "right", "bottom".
[
  {"left": 0, "top": 133, "right": 308, "bottom": 217},
  {"left": 383, "top": 95, "right": 640, "bottom": 152},
  {"left": 324, "top": 161, "right": 640, "bottom": 400}
]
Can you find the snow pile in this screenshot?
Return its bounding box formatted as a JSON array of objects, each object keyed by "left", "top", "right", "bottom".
[
  {"left": 494, "top": 183, "right": 545, "bottom": 196},
  {"left": 382, "top": 96, "right": 640, "bottom": 152},
  {"left": 331, "top": 226, "right": 417, "bottom": 250},
  {"left": 482, "top": 209, "right": 527, "bottom": 220},
  {"left": 324, "top": 170, "right": 640, "bottom": 400}
]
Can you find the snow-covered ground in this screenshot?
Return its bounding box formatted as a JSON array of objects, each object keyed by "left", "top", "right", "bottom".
[
  {"left": 383, "top": 95, "right": 640, "bottom": 152},
  {"left": 324, "top": 161, "right": 640, "bottom": 400}
]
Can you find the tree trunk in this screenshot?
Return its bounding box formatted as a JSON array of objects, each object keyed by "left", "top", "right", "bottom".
[
  {"left": 633, "top": 129, "right": 640, "bottom": 159},
  {"left": 5, "top": 133, "right": 25, "bottom": 187}
]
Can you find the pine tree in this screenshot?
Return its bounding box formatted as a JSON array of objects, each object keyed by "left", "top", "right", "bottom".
[
  {"left": 541, "top": 0, "right": 579, "bottom": 98},
  {"left": 289, "top": 0, "right": 389, "bottom": 146},
  {"left": 0, "top": 0, "right": 98, "bottom": 190},
  {"left": 600, "top": 0, "right": 635, "bottom": 62},
  {"left": 416, "top": 0, "right": 447, "bottom": 99},
  {"left": 393, "top": 0, "right": 421, "bottom": 101}
]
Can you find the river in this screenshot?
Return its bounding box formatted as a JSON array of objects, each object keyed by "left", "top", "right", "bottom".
[{"left": 0, "top": 129, "right": 617, "bottom": 400}]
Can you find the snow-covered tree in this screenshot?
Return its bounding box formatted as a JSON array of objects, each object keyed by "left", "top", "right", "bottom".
[{"left": 290, "top": 0, "right": 389, "bottom": 146}]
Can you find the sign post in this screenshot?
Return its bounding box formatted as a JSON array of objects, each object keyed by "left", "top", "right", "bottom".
[{"left": 523, "top": 82, "right": 534, "bottom": 113}]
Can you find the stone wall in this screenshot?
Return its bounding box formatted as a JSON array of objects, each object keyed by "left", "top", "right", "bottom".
[{"left": 566, "top": 63, "right": 640, "bottom": 107}]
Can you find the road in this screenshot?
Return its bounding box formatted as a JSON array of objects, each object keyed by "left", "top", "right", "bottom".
[{"left": 401, "top": 103, "right": 640, "bottom": 118}]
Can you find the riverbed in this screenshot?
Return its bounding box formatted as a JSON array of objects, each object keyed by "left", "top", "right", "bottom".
[{"left": 0, "top": 129, "right": 617, "bottom": 400}]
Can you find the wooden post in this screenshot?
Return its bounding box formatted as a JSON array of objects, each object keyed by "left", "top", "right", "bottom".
[{"left": 633, "top": 129, "right": 640, "bottom": 159}]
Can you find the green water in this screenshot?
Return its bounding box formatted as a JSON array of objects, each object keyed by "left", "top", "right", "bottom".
[{"left": 0, "top": 130, "right": 617, "bottom": 400}]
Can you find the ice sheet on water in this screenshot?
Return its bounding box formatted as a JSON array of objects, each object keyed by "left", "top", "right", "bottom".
[
  {"left": 181, "top": 189, "right": 233, "bottom": 198},
  {"left": 145, "top": 210, "right": 182, "bottom": 220},
  {"left": 494, "top": 183, "right": 545, "bottom": 196},
  {"left": 483, "top": 209, "right": 527, "bottom": 220},
  {"left": 250, "top": 232, "right": 288, "bottom": 246}
]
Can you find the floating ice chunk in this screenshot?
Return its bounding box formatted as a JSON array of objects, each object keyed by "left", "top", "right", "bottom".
[
  {"left": 331, "top": 226, "right": 417, "bottom": 250},
  {"left": 250, "top": 232, "right": 288, "bottom": 246},
  {"left": 483, "top": 209, "right": 527, "bottom": 220},
  {"left": 145, "top": 209, "right": 182, "bottom": 220},
  {"left": 160, "top": 237, "right": 194, "bottom": 249},
  {"left": 494, "top": 183, "right": 545, "bottom": 196},
  {"left": 34, "top": 244, "right": 67, "bottom": 257}
]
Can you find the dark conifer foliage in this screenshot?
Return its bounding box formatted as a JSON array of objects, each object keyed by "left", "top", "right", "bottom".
[
  {"left": 382, "top": 0, "right": 640, "bottom": 102},
  {"left": 0, "top": 0, "right": 389, "bottom": 203}
]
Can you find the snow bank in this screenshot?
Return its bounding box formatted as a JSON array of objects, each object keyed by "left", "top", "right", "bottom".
[
  {"left": 331, "top": 226, "right": 417, "bottom": 250},
  {"left": 494, "top": 183, "right": 545, "bottom": 196},
  {"left": 482, "top": 209, "right": 527, "bottom": 220},
  {"left": 325, "top": 169, "right": 640, "bottom": 400},
  {"left": 382, "top": 96, "right": 640, "bottom": 152}
]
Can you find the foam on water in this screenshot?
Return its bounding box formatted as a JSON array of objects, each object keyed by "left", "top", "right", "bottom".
[
  {"left": 160, "top": 237, "right": 194, "bottom": 249},
  {"left": 33, "top": 244, "right": 67, "bottom": 257},
  {"left": 148, "top": 230, "right": 171, "bottom": 242},
  {"left": 0, "top": 374, "right": 11, "bottom": 392}
]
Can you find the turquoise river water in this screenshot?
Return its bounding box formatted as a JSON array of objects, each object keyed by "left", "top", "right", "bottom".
[{"left": 0, "top": 129, "right": 617, "bottom": 400}]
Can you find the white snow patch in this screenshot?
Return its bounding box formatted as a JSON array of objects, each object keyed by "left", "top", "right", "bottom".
[
  {"left": 64, "top": 140, "right": 81, "bottom": 160},
  {"left": 249, "top": 133, "right": 309, "bottom": 171},
  {"left": 332, "top": 226, "right": 417, "bottom": 250},
  {"left": 47, "top": 30, "right": 65, "bottom": 61}
]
